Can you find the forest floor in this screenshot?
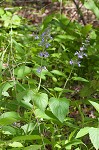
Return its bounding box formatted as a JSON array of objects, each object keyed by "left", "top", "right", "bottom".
[{"left": 2, "top": 0, "right": 99, "bottom": 27}]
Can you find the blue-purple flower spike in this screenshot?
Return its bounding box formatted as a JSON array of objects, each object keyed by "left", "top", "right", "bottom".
[
  {"left": 37, "top": 66, "right": 47, "bottom": 73},
  {"left": 38, "top": 51, "right": 49, "bottom": 58}
]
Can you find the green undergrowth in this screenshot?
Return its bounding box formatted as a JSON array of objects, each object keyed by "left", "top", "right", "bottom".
[{"left": 0, "top": 0, "right": 99, "bottom": 149}]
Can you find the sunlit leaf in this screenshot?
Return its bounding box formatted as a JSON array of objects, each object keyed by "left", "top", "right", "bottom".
[
  {"left": 32, "top": 92, "right": 48, "bottom": 111},
  {"left": 89, "top": 101, "right": 99, "bottom": 113},
  {"left": 76, "top": 127, "right": 90, "bottom": 138},
  {"left": 89, "top": 127, "right": 99, "bottom": 150},
  {"left": 9, "top": 142, "right": 23, "bottom": 147},
  {"left": 49, "top": 97, "right": 69, "bottom": 122}
]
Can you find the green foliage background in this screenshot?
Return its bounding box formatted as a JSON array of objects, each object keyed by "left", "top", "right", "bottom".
[{"left": 0, "top": 0, "right": 99, "bottom": 149}]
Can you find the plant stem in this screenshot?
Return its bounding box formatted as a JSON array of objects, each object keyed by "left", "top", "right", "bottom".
[
  {"left": 37, "top": 57, "right": 43, "bottom": 91},
  {"left": 58, "top": 66, "right": 74, "bottom": 98},
  {"left": 73, "top": 0, "right": 86, "bottom": 25}
]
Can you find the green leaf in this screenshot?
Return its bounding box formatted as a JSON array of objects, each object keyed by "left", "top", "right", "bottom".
[
  {"left": 89, "top": 127, "right": 99, "bottom": 150},
  {"left": 49, "top": 97, "right": 69, "bottom": 122},
  {"left": 89, "top": 100, "right": 99, "bottom": 113},
  {"left": 24, "top": 145, "right": 42, "bottom": 150},
  {"left": 14, "top": 65, "right": 31, "bottom": 78},
  {"left": 76, "top": 127, "right": 90, "bottom": 138},
  {"left": 90, "top": 30, "right": 97, "bottom": 39},
  {"left": 81, "top": 24, "right": 92, "bottom": 35},
  {"left": 54, "top": 87, "right": 63, "bottom": 92},
  {"left": 11, "top": 15, "right": 21, "bottom": 26},
  {"left": 0, "top": 112, "right": 20, "bottom": 120},
  {"left": 72, "top": 77, "right": 89, "bottom": 82},
  {"left": 34, "top": 109, "right": 51, "bottom": 120},
  {"left": 64, "top": 139, "right": 84, "bottom": 148},
  {"left": 12, "top": 135, "right": 42, "bottom": 141},
  {"left": 55, "top": 35, "right": 75, "bottom": 40},
  {"left": 84, "top": 0, "right": 99, "bottom": 19},
  {"left": 9, "top": 142, "right": 23, "bottom": 148},
  {"left": 51, "top": 70, "right": 66, "bottom": 77},
  {"left": 0, "top": 8, "right": 4, "bottom": 15},
  {"left": 21, "top": 123, "right": 35, "bottom": 133},
  {"left": 32, "top": 93, "right": 48, "bottom": 111},
  {"left": 2, "top": 126, "right": 16, "bottom": 135},
  {"left": 0, "top": 117, "right": 17, "bottom": 126}
]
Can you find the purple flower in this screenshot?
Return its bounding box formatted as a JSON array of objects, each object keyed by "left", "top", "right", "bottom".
[
  {"left": 36, "top": 66, "right": 47, "bottom": 73},
  {"left": 69, "top": 59, "right": 74, "bottom": 65},
  {"left": 69, "top": 59, "right": 81, "bottom": 67},
  {"left": 35, "top": 35, "right": 39, "bottom": 40},
  {"left": 45, "top": 43, "right": 51, "bottom": 48},
  {"left": 37, "top": 67, "right": 42, "bottom": 73},
  {"left": 38, "top": 52, "right": 44, "bottom": 57},
  {"left": 44, "top": 51, "right": 49, "bottom": 58},
  {"left": 77, "top": 61, "right": 81, "bottom": 67},
  {"left": 80, "top": 47, "right": 84, "bottom": 51},
  {"left": 74, "top": 51, "right": 87, "bottom": 59},
  {"left": 38, "top": 51, "right": 49, "bottom": 58}
]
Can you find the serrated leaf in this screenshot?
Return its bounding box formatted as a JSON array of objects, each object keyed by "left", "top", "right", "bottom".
[
  {"left": 49, "top": 97, "right": 69, "bottom": 122},
  {"left": 76, "top": 127, "right": 90, "bottom": 138},
  {"left": 89, "top": 100, "right": 99, "bottom": 113},
  {"left": 89, "top": 127, "right": 99, "bottom": 150},
  {"left": 32, "top": 93, "right": 48, "bottom": 111}
]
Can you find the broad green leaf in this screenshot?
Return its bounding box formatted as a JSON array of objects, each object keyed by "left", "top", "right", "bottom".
[
  {"left": 24, "top": 145, "right": 42, "bottom": 150},
  {"left": 16, "top": 90, "right": 33, "bottom": 102},
  {"left": 81, "top": 24, "right": 92, "bottom": 35},
  {"left": 0, "top": 117, "right": 17, "bottom": 126},
  {"left": 11, "top": 15, "right": 21, "bottom": 26},
  {"left": 0, "top": 8, "right": 4, "bottom": 15},
  {"left": 32, "top": 93, "right": 48, "bottom": 111},
  {"left": 2, "top": 91, "right": 9, "bottom": 97},
  {"left": 0, "top": 112, "right": 20, "bottom": 120},
  {"left": 90, "top": 30, "right": 97, "bottom": 39},
  {"left": 0, "top": 81, "right": 16, "bottom": 93},
  {"left": 89, "top": 101, "right": 99, "bottom": 113},
  {"left": 76, "top": 127, "right": 90, "bottom": 138},
  {"left": 9, "top": 142, "right": 23, "bottom": 147},
  {"left": 72, "top": 77, "right": 89, "bottom": 82},
  {"left": 49, "top": 97, "right": 69, "bottom": 122},
  {"left": 34, "top": 109, "right": 51, "bottom": 120},
  {"left": 20, "top": 100, "right": 33, "bottom": 110},
  {"left": 2, "top": 126, "right": 16, "bottom": 135},
  {"left": 84, "top": 0, "right": 99, "bottom": 19},
  {"left": 89, "top": 127, "right": 99, "bottom": 150},
  {"left": 51, "top": 70, "right": 66, "bottom": 77},
  {"left": 21, "top": 123, "right": 35, "bottom": 133},
  {"left": 12, "top": 135, "right": 42, "bottom": 141},
  {"left": 14, "top": 66, "right": 31, "bottom": 78}
]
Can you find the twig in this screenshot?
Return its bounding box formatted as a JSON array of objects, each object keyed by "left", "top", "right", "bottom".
[{"left": 73, "top": 0, "right": 86, "bottom": 25}]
